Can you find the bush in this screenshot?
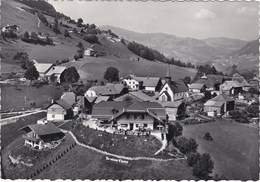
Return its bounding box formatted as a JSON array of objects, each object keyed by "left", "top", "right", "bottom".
[
  {"left": 203, "top": 132, "right": 213, "bottom": 141},
  {"left": 177, "top": 137, "right": 198, "bottom": 154},
  {"left": 187, "top": 152, "right": 201, "bottom": 167},
  {"left": 192, "top": 153, "right": 214, "bottom": 180},
  {"left": 83, "top": 34, "right": 99, "bottom": 44}
]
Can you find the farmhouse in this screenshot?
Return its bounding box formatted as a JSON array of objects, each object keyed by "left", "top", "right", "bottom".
[
  {"left": 46, "top": 99, "right": 73, "bottom": 121},
  {"left": 34, "top": 63, "right": 54, "bottom": 81},
  {"left": 157, "top": 101, "right": 186, "bottom": 121},
  {"left": 137, "top": 76, "right": 162, "bottom": 92},
  {"left": 45, "top": 66, "right": 66, "bottom": 83},
  {"left": 196, "top": 74, "right": 225, "bottom": 91},
  {"left": 121, "top": 75, "right": 140, "bottom": 91},
  {"left": 92, "top": 100, "right": 167, "bottom": 131},
  {"left": 189, "top": 83, "right": 206, "bottom": 93},
  {"left": 19, "top": 122, "right": 64, "bottom": 150},
  {"left": 232, "top": 73, "right": 252, "bottom": 91},
  {"left": 219, "top": 80, "right": 243, "bottom": 96},
  {"left": 84, "top": 48, "right": 95, "bottom": 57},
  {"left": 204, "top": 94, "right": 235, "bottom": 116},
  {"left": 85, "top": 83, "right": 128, "bottom": 99}
]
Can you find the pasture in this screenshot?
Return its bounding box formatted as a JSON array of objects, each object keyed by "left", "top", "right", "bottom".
[{"left": 183, "top": 119, "right": 259, "bottom": 180}]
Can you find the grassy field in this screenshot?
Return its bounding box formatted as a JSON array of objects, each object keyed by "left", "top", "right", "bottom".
[
  {"left": 2, "top": 133, "right": 75, "bottom": 179},
  {"left": 1, "top": 84, "right": 64, "bottom": 112},
  {"left": 64, "top": 56, "right": 196, "bottom": 81},
  {"left": 73, "top": 124, "right": 163, "bottom": 158},
  {"left": 35, "top": 144, "right": 196, "bottom": 180},
  {"left": 1, "top": 112, "right": 46, "bottom": 149},
  {"left": 182, "top": 119, "right": 259, "bottom": 180}
]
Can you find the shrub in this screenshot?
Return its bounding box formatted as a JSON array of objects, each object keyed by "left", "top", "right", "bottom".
[
  {"left": 83, "top": 34, "right": 99, "bottom": 44},
  {"left": 192, "top": 153, "right": 214, "bottom": 180},
  {"left": 203, "top": 132, "right": 213, "bottom": 141},
  {"left": 187, "top": 152, "right": 201, "bottom": 167},
  {"left": 177, "top": 137, "right": 198, "bottom": 154}
]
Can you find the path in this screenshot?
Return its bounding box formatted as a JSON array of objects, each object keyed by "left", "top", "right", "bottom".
[
  {"left": 0, "top": 109, "right": 46, "bottom": 125},
  {"left": 37, "top": 17, "right": 41, "bottom": 28},
  {"left": 67, "top": 131, "right": 186, "bottom": 162}
]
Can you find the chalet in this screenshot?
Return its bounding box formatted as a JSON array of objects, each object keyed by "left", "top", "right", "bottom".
[
  {"left": 159, "top": 67, "right": 188, "bottom": 102},
  {"left": 84, "top": 48, "right": 95, "bottom": 56},
  {"left": 46, "top": 99, "right": 73, "bottom": 121},
  {"left": 156, "top": 101, "right": 186, "bottom": 121},
  {"left": 85, "top": 83, "right": 128, "bottom": 99},
  {"left": 2, "top": 24, "right": 20, "bottom": 33},
  {"left": 232, "top": 73, "right": 251, "bottom": 91},
  {"left": 189, "top": 83, "right": 206, "bottom": 93},
  {"left": 204, "top": 94, "right": 235, "bottom": 116},
  {"left": 34, "top": 63, "right": 54, "bottom": 81},
  {"left": 219, "top": 80, "right": 243, "bottom": 95},
  {"left": 196, "top": 74, "right": 225, "bottom": 91},
  {"left": 45, "top": 66, "right": 66, "bottom": 83},
  {"left": 19, "top": 122, "right": 64, "bottom": 150},
  {"left": 92, "top": 100, "right": 167, "bottom": 131},
  {"left": 136, "top": 76, "right": 162, "bottom": 92},
  {"left": 121, "top": 75, "right": 140, "bottom": 91}
]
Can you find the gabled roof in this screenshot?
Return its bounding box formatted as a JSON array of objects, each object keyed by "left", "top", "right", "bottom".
[
  {"left": 19, "top": 122, "right": 63, "bottom": 136},
  {"left": 131, "top": 75, "right": 161, "bottom": 87},
  {"left": 45, "top": 66, "right": 66, "bottom": 76},
  {"left": 204, "top": 100, "right": 224, "bottom": 107},
  {"left": 94, "top": 96, "right": 110, "bottom": 104},
  {"left": 61, "top": 92, "right": 76, "bottom": 106},
  {"left": 220, "top": 80, "right": 242, "bottom": 90},
  {"left": 47, "top": 99, "right": 72, "bottom": 110},
  {"left": 156, "top": 100, "right": 183, "bottom": 108},
  {"left": 85, "top": 96, "right": 97, "bottom": 103},
  {"left": 211, "top": 94, "right": 234, "bottom": 102},
  {"left": 34, "top": 63, "right": 54, "bottom": 74},
  {"left": 232, "top": 73, "right": 243, "bottom": 78},
  {"left": 88, "top": 83, "right": 125, "bottom": 96},
  {"left": 166, "top": 79, "right": 189, "bottom": 93},
  {"left": 189, "top": 83, "right": 205, "bottom": 90}
]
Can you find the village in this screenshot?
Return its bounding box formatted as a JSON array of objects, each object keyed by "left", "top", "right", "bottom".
[{"left": 1, "top": 0, "right": 259, "bottom": 180}]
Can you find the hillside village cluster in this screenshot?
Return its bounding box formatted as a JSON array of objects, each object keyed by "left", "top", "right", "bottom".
[{"left": 16, "top": 63, "right": 259, "bottom": 150}]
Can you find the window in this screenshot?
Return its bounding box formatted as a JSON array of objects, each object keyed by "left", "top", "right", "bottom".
[
  {"left": 141, "top": 114, "right": 144, "bottom": 120},
  {"left": 144, "top": 124, "right": 148, "bottom": 127},
  {"left": 121, "top": 124, "right": 128, "bottom": 127},
  {"left": 52, "top": 108, "right": 56, "bottom": 112},
  {"left": 136, "top": 124, "right": 139, "bottom": 127},
  {"left": 52, "top": 114, "right": 55, "bottom": 118},
  {"left": 129, "top": 81, "right": 131, "bottom": 84}
]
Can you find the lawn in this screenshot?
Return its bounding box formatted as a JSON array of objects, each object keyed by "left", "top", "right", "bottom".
[
  {"left": 1, "top": 112, "right": 46, "bottom": 149},
  {"left": 1, "top": 84, "right": 64, "bottom": 112},
  {"left": 182, "top": 119, "right": 259, "bottom": 180},
  {"left": 35, "top": 144, "right": 196, "bottom": 180},
  {"left": 2, "top": 133, "right": 75, "bottom": 179},
  {"left": 61, "top": 122, "right": 163, "bottom": 158}
]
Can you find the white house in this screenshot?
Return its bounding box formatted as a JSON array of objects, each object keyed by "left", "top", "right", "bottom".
[
  {"left": 46, "top": 99, "right": 73, "bottom": 121},
  {"left": 34, "top": 63, "right": 54, "bottom": 81},
  {"left": 121, "top": 75, "right": 140, "bottom": 91},
  {"left": 45, "top": 66, "right": 66, "bottom": 83},
  {"left": 84, "top": 48, "right": 95, "bottom": 56}
]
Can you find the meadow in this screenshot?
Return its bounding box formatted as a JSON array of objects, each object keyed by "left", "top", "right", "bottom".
[{"left": 183, "top": 119, "right": 259, "bottom": 180}]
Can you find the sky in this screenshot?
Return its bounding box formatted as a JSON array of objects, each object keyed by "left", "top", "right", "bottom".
[{"left": 50, "top": 1, "right": 259, "bottom": 41}]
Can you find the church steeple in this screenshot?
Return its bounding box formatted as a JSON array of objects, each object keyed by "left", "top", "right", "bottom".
[{"left": 165, "top": 64, "right": 171, "bottom": 83}]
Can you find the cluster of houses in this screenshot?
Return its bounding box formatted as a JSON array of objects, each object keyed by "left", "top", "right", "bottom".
[
  {"left": 33, "top": 60, "right": 66, "bottom": 83},
  {"left": 19, "top": 65, "right": 258, "bottom": 150}
]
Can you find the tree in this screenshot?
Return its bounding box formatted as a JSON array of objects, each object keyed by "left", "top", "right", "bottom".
[
  {"left": 50, "top": 74, "right": 58, "bottom": 83},
  {"left": 30, "top": 32, "right": 38, "bottom": 43},
  {"left": 177, "top": 137, "right": 198, "bottom": 154},
  {"left": 83, "top": 34, "right": 99, "bottom": 44},
  {"left": 192, "top": 153, "right": 214, "bottom": 180},
  {"left": 104, "top": 67, "right": 119, "bottom": 82},
  {"left": 24, "top": 65, "right": 39, "bottom": 82},
  {"left": 183, "top": 76, "right": 191, "bottom": 85},
  {"left": 212, "top": 92, "right": 217, "bottom": 98},
  {"left": 64, "top": 29, "right": 70, "bottom": 37},
  {"left": 187, "top": 152, "right": 201, "bottom": 167},
  {"left": 77, "top": 41, "right": 84, "bottom": 49},
  {"left": 77, "top": 18, "right": 83, "bottom": 27},
  {"left": 53, "top": 18, "right": 60, "bottom": 34},
  {"left": 203, "top": 132, "right": 213, "bottom": 141},
  {"left": 22, "top": 31, "right": 30, "bottom": 41},
  {"left": 166, "top": 123, "right": 183, "bottom": 143},
  {"left": 60, "top": 66, "right": 80, "bottom": 83}
]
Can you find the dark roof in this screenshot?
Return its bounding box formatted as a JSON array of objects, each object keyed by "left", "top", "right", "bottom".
[
  {"left": 167, "top": 79, "right": 189, "bottom": 93},
  {"left": 134, "top": 76, "right": 161, "bottom": 87},
  {"left": 47, "top": 99, "right": 72, "bottom": 110},
  {"left": 189, "top": 83, "right": 205, "bottom": 89},
  {"left": 92, "top": 100, "right": 166, "bottom": 122},
  {"left": 19, "top": 122, "right": 63, "bottom": 136},
  {"left": 211, "top": 94, "right": 234, "bottom": 102}
]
